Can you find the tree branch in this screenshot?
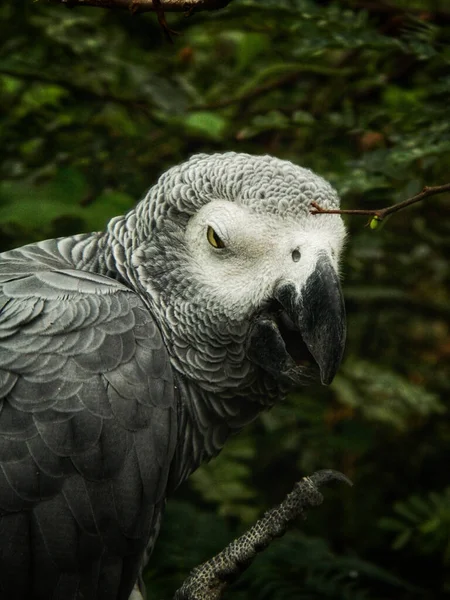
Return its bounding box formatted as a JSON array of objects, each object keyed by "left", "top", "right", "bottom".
[
  {"left": 46, "top": 0, "right": 233, "bottom": 14},
  {"left": 194, "top": 65, "right": 354, "bottom": 111},
  {"left": 311, "top": 183, "right": 450, "bottom": 228},
  {"left": 173, "top": 470, "right": 351, "bottom": 600},
  {"left": 45, "top": 0, "right": 233, "bottom": 42}
]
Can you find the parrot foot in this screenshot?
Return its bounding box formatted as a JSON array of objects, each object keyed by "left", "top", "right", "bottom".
[{"left": 172, "top": 469, "right": 352, "bottom": 600}]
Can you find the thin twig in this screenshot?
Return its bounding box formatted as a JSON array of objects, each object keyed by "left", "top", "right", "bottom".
[
  {"left": 311, "top": 183, "right": 450, "bottom": 225},
  {"left": 150, "top": 0, "right": 180, "bottom": 42},
  {"left": 194, "top": 65, "right": 354, "bottom": 111},
  {"left": 196, "top": 71, "right": 302, "bottom": 111}
]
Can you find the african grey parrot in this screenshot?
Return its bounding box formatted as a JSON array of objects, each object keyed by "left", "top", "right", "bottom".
[{"left": 0, "top": 152, "right": 346, "bottom": 600}]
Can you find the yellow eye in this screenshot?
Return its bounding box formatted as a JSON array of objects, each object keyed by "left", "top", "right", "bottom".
[{"left": 206, "top": 226, "right": 225, "bottom": 249}]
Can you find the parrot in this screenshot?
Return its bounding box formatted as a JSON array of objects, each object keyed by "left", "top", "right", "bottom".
[{"left": 0, "top": 152, "right": 346, "bottom": 600}]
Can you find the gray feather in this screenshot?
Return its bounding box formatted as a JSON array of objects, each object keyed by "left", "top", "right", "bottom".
[{"left": 0, "top": 244, "right": 176, "bottom": 599}]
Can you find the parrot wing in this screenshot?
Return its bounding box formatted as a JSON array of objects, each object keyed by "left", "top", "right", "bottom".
[{"left": 0, "top": 261, "right": 176, "bottom": 600}]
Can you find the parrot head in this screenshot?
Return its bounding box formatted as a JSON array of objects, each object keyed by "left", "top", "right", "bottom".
[{"left": 127, "top": 153, "right": 346, "bottom": 396}]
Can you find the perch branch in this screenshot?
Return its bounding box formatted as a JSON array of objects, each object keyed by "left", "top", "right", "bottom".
[
  {"left": 173, "top": 470, "right": 351, "bottom": 600},
  {"left": 46, "top": 0, "right": 233, "bottom": 42},
  {"left": 311, "top": 183, "right": 450, "bottom": 227},
  {"left": 46, "top": 0, "right": 233, "bottom": 13}
]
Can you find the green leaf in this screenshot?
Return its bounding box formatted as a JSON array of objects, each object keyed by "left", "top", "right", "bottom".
[
  {"left": 225, "top": 31, "right": 271, "bottom": 71},
  {"left": 183, "top": 111, "right": 228, "bottom": 141},
  {"left": 392, "top": 529, "right": 412, "bottom": 550},
  {"left": 369, "top": 215, "right": 381, "bottom": 229}
]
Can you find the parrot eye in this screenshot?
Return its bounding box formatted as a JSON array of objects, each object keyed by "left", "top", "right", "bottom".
[{"left": 206, "top": 226, "right": 225, "bottom": 249}]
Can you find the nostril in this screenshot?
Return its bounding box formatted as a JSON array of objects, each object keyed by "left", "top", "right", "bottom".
[{"left": 292, "top": 249, "right": 301, "bottom": 263}]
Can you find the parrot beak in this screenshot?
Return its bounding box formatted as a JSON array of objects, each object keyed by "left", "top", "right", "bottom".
[
  {"left": 246, "top": 252, "right": 346, "bottom": 386},
  {"left": 274, "top": 252, "right": 346, "bottom": 385}
]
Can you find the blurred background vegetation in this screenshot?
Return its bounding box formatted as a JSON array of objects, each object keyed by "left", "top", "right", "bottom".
[{"left": 1, "top": 0, "right": 450, "bottom": 598}]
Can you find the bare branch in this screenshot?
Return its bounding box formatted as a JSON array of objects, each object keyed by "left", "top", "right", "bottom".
[
  {"left": 311, "top": 183, "right": 450, "bottom": 228},
  {"left": 46, "top": 0, "right": 233, "bottom": 14},
  {"left": 194, "top": 65, "right": 355, "bottom": 111}
]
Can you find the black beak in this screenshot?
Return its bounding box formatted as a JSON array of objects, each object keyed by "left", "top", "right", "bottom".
[{"left": 274, "top": 253, "right": 346, "bottom": 385}]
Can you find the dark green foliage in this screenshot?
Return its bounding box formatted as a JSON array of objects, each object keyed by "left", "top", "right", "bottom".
[
  {"left": 150, "top": 501, "right": 420, "bottom": 600},
  {"left": 380, "top": 487, "right": 450, "bottom": 561},
  {"left": 1, "top": 0, "right": 449, "bottom": 598}
]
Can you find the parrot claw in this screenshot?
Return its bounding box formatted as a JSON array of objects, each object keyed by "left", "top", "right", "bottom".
[{"left": 173, "top": 470, "right": 352, "bottom": 600}]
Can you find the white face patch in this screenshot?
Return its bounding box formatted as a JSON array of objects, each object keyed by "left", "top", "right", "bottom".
[{"left": 184, "top": 200, "right": 346, "bottom": 317}]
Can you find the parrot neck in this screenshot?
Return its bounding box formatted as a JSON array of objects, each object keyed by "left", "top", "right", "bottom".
[
  {"left": 79, "top": 212, "right": 144, "bottom": 292},
  {"left": 167, "top": 369, "right": 285, "bottom": 491},
  {"left": 69, "top": 214, "right": 291, "bottom": 492}
]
